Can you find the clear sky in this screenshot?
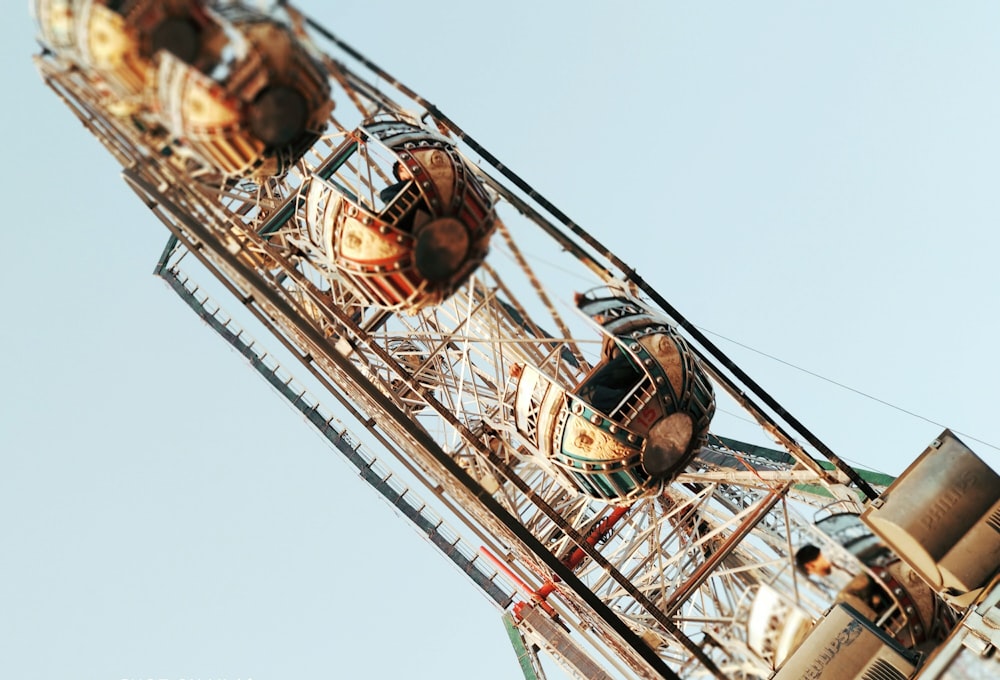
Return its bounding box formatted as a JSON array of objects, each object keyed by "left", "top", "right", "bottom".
[{"left": 3, "top": 2, "right": 999, "bottom": 679}]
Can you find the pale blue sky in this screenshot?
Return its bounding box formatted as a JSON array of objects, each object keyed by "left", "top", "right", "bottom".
[{"left": 3, "top": 2, "right": 999, "bottom": 679}]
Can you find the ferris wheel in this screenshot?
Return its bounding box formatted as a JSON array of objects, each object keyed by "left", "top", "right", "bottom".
[{"left": 31, "top": 2, "right": 1000, "bottom": 679}]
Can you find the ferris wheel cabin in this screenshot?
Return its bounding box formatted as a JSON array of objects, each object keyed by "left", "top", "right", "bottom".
[
  {"left": 511, "top": 290, "right": 716, "bottom": 501},
  {"left": 298, "top": 119, "right": 498, "bottom": 311}
]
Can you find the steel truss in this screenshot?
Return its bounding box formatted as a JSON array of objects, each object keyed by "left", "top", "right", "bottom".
[{"left": 34, "top": 3, "right": 924, "bottom": 678}]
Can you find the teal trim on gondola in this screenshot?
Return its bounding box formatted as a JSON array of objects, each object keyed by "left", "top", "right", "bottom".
[
  {"left": 556, "top": 453, "right": 646, "bottom": 498},
  {"left": 572, "top": 472, "right": 602, "bottom": 498},
  {"left": 558, "top": 397, "right": 646, "bottom": 460},
  {"left": 553, "top": 398, "right": 650, "bottom": 499},
  {"left": 599, "top": 471, "right": 636, "bottom": 498},
  {"left": 611, "top": 469, "right": 644, "bottom": 496},
  {"left": 558, "top": 455, "right": 639, "bottom": 473}
]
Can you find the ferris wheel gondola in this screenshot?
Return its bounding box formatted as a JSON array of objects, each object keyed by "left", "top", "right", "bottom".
[
  {"left": 155, "top": 10, "right": 333, "bottom": 178},
  {"left": 509, "top": 289, "right": 715, "bottom": 502},
  {"left": 297, "top": 118, "right": 497, "bottom": 311}
]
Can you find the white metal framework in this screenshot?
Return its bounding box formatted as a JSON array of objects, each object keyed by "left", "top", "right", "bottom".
[{"left": 32, "top": 3, "right": 996, "bottom": 679}]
